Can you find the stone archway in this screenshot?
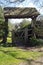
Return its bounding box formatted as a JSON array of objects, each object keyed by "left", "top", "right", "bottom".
[{"left": 3, "top": 7, "right": 39, "bottom": 45}]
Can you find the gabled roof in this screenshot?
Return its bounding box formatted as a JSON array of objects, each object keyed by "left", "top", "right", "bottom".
[{"left": 4, "top": 7, "right": 40, "bottom": 18}]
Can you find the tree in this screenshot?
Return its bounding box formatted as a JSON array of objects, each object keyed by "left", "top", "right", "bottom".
[
  {"left": 0, "top": 6, "right": 8, "bottom": 44},
  {"left": 0, "top": 6, "right": 5, "bottom": 39}
]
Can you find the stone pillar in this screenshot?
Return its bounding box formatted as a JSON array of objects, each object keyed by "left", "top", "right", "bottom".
[
  {"left": 2, "top": 18, "right": 8, "bottom": 45},
  {"left": 32, "top": 17, "right": 36, "bottom": 38},
  {"left": 24, "top": 28, "right": 28, "bottom": 44}
]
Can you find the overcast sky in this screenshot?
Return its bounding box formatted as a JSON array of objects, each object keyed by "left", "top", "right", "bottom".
[
  {"left": 0, "top": 0, "right": 43, "bottom": 14},
  {"left": 0, "top": 0, "right": 43, "bottom": 24},
  {"left": 8, "top": 18, "right": 32, "bottom": 24}
]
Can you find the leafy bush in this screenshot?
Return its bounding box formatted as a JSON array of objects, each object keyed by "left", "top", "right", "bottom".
[
  {"left": 30, "top": 37, "right": 43, "bottom": 46},
  {"left": 0, "top": 6, "right": 5, "bottom": 38}
]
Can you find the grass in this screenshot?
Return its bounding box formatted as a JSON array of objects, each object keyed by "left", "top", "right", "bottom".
[
  {"left": 7, "top": 37, "right": 12, "bottom": 43},
  {"left": 0, "top": 37, "right": 43, "bottom": 65},
  {"left": 0, "top": 47, "right": 43, "bottom": 65}
]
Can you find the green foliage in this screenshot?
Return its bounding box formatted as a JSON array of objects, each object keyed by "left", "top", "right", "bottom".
[
  {"left": 0, "top": 6, "right": 5, "bottom": 38},
  {"left": 30, "top": 37, "right": 43, "bottom": 46},
  {"left": 8, "top": 19, "right": 32, "bottom": 32},
  {"left": 20, "top": 19, "right": 31, "bottom": 29},
  {"left": 0, "top": 7, "right": 6, "bottom": 37},
  {"left": 8, "top": 21, "right": 14, "bottom": 31}
]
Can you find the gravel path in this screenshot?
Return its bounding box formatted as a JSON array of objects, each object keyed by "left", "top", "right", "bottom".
[
  {"left": 17, "top": 46, "right": 43, "bottom": 65},
  {"left": 19, "top": 57, "right": 43, "bottom": 65}
]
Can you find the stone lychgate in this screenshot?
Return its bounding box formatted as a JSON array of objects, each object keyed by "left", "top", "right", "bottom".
[{"left": 3, "top": 7, "right": 40, "bottom": 45}]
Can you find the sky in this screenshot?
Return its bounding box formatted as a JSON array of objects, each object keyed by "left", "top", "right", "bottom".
[
  {"left": 8, "top": 18, "right": 32, "bottom": 24},
  {"left": 0, "top": 0, "right": 43, "bottom": 24},
  {"left": 0, "top": 0, "right": 43, "bottom": 14}
]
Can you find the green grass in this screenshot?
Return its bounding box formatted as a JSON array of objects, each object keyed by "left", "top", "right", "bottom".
[
  {"left": 7, "top": 37, "right": 12, "bottom": 43},
  {"left": 0, "top": 47, "right": 43, "bottom": 65},
  {"left": 0, "top": 37, "right": 12, "bottom": 43},
  {"left": 0, "top": 37, "right": 43, "bottom": 65}
]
